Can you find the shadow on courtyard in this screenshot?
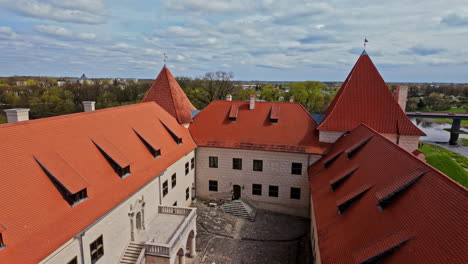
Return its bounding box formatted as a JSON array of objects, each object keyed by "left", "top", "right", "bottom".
[{"left": 188, "top": 200, "right": 311, "bottom": 264}]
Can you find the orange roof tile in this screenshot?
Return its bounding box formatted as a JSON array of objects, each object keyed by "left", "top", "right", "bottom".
[
  {"left": 309, "top": 124, "right": 467, "bottom": 264},
  {"left": 0, "top": 102, "right": 196, "bottom": 263},
  {"left": 141, "top": 66, "right": 196, "bottom": 124},
  {"left": 319, "top": 51, "right": 425, "bottom": 136},
  {"left": 189, "top": 100, "right": 329, "bottom": 154}
]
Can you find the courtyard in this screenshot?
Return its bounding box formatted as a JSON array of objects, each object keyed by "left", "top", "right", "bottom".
[{"left": 188, "top": 200, "right": 311, "bottom": 264}]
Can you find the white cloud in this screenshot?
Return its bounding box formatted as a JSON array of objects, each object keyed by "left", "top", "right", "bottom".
[
  {"left": 0, "top": 26, "right": 17, "bottom": 39},
  {"left": 0, "top": 0, "right": 107, "bottom": 24},
  {"left": 33, "top": 25, "right": 96, "bottom": 41}
]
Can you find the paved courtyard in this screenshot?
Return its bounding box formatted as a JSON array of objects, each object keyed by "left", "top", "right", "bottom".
[{"left": 188, "top": 200, "right": 311, "bottom": 264}]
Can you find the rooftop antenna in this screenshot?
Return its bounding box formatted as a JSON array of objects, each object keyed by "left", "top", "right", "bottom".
[
  {"left": 364, "top": 37, "right": 368, "bottom": 50},
  {"left": 163, "top": 52, "right": 168, "bottom": 67}
]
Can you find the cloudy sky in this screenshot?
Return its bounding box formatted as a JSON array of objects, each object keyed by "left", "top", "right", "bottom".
[{"left": 0, "top": 0, "right": 468, "bottom": 82}]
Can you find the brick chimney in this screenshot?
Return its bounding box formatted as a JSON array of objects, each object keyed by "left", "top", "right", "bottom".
[
  {"left": 395, "top": 85, "right": 408, "bottom": 111},
  {"left": 249, "top": 94, "right": 255, "bottom": 110},
  {"left": 83, "top": 101, "right": 96, "bottom": 112},
  {"left": 289, "top": 96, "right": 294, "bottom": 103},
  {"left": 4, "top": 108, "right": 30, "bottom": 123},
  {"left": 226, "top": 94, "right": 232, "bottom": 101}
]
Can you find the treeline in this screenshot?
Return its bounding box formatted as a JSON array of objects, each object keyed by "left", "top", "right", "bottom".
[
  {"left": 178, "top": 72, "right": 337, "bottom": 113},
  {"left": 0, "top": 79, "right": 152, "bottom": 123},
  {"left": 406, "top": 84, "right": 468, "bottom": 111}
]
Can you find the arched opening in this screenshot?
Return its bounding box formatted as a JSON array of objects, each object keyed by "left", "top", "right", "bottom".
[
  {"left": 176, "top": 248, "right": 186, "bottom": 264},
  {"left": 136, "top": 212, "right": 142, "bottom": 229},
  {"left": 186, "top": 230, "right": 196, "bottom": 258}
]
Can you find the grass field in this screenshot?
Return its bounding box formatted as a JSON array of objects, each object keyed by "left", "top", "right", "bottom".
[{"left": 419, "top": 143, "right": 468, "bottom": 187}]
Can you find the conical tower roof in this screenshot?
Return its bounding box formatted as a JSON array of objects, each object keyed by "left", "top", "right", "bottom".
[
  {"left": 142, "top": 66, "right": 196, "bottom": 124},
  {"left": 318, "top": 51, "right": 425, "bottom": 136}
]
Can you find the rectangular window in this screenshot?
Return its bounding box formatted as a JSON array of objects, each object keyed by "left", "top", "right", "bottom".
[
  {"left": 269, "top": 185, "right": 279, "bottom": 197},
  {"left": 232, "top": 158, "right": 242, "bottom": 170},
  {"left": 67, "top": 257, "right": 78, "bottom": 264},
  {"left": 71, "top": 189, "right": 87, "bottom": 205},
  {"left": 163, "top": 180, "right": 168, "bottom": 197},
  {"left": 291, "top": 163, "right": 302, "bottom": 175},
  {"left": 0, "top": 233, "right": 4, "bottom": 248},
  {"left": 171, "top": 174, "right": 176, "bottom": 188},
  {"left": 209, "top": 180, "right": 218, "bottom": 192},
  {"left": 90, "top": 235, "right": 104, "bottom": 264},
  {"left": 253, "top": 160, "right": 263, "bottom": 171},
  {"left": 252, "top": 184, "right": 262, "bottom": 196},
  {"left": 209, "top": 156, "right": 218, "bottom": 168},
  {"left": 290, "top": 187, "right": 301, "bottom": 200},
  {"left": 186, "top": 187, "right": 190, "bottom": 200},
  {"left": 191, "top": 157, "right": 195, "bottom": 170},
  {"left": 185, "top": 162, "right": 189, "bottom": 175}
]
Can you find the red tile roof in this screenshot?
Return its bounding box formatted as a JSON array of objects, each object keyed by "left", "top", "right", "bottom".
[
  {"left": 0, "top": 102, "right": 196, "bottom": 263},
  {"left": 309, "top": 124, "right": 467, "bottom": 264},
  {"left": 189, "top": 100, "right": 329, "bottom": 154},
  {"left": 141, "top": 66, "right": 196, "bottom": 124},
  {"left": 319, "top": 52, "right": 425, "bottom": 136}
]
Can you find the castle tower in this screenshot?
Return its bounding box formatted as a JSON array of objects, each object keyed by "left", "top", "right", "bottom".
[
  {"left": 317, "top": 50, "right": 425, "bottom": 152},
  {"left": 142, "top": 66, "right": 196, "bottom": 126}
]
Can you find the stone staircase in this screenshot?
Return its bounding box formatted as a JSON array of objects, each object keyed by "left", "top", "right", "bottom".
[
  {"left": 220, "top": 199, "right": 257, "bottom": 221},
  {"left": 119, "top": 242, "right": 145, "bottom": 264}
]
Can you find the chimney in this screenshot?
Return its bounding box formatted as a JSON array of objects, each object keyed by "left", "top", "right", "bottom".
[
  {"left": 4, "top": 108, "right": 30, "bottom": 123},
  {"left": 249, "top": 94, "right": 255, "bottom": 110},
  {"left": 395, "top": 85, "right": 408, "bottom": 111},
  {"left": 83, "top": 101, "right": 96, "bottom": 112},
  {"left": 289, "top": 96, "right": 294, "bottom": 103},
  {"left": 226, "top": 94, "right": 232, "bottom": 101}
]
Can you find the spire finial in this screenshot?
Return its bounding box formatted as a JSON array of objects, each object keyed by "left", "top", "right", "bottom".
[
  {"left": 163, "top": 52, "right": 168, "bottom": 67},
  {"left": 364, "top": 37, "right": 368, "bottom": 49}
]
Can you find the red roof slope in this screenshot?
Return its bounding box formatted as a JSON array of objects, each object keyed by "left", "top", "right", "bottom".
[
  {"left": 319, "top": 52, "right": 425, "bottom": 136},
  {"left": 309, "top": 124, "right": 467, "bottom": 264},
  {"left": 142, "top": 66, "right": 196, "bottom": 124},
  {"left": 189, "top": 100, "right": 328, "bottom": 154},
  {"left": 0, "top": 102, "right": 196, "bottom": 263}
]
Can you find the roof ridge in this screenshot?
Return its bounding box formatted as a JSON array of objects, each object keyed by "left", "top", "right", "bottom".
[
  {"left": 357, "top": 124, "right": 467, "bottom": 191},
  {"left": 0, "top": 102, "right": 158, "bottom": 129}
]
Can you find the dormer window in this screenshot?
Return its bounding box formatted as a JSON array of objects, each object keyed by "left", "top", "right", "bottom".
[
  {"left": 376, "top": 170, "right": 426, "bottom": 210},
  {"left": 34, "top": 154, "right": 89, "bottom": 206},
  {"left": 323, "top": 152, "right": 342, "bottom": 168},
  {"left": 269, "top": 105, "right": 280, "bottom": 123},
  {"left": 71, "top": 189, "right": 88, "bottom": 206},
  {"left": 346, "top": 136, "right": 373, "bottom": 159},
  {"left": 133, "top": 128, "right": 161, "bottom": 158},
  {"left": 161, "top": 121, "right": 183, "bottom": 145},
  {"left": 92, "top": 138, "right": 131, "bottom": 179},
  {"left": 228, "top": 105, "right": 239, "bottom": 122},
  {"left": 336, "top": 184, "right": 372, "bottom": 215}
]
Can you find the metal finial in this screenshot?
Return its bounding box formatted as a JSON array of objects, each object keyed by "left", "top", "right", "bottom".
[
  {"left": 364, "top": 37, "right": 368, "bottom": 49},
  {"left": 163, "top": 52, "right": 168, "bottom": 66}
]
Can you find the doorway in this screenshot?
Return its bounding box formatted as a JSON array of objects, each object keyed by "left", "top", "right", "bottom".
[{"left": 233, "top": 185, "right": 241, "bottom": 200}]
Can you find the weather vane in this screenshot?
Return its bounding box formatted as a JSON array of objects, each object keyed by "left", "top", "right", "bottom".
[
  {"left": 163, "top": 52, "right": 168, "bottom": 66},
  {"left": 364, "top": 37, "right": 368, "bottom": 49}
]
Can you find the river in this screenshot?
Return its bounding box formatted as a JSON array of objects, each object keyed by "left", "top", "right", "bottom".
[{"left": 411, "top": 118, "right": 468, "bottom": 158}]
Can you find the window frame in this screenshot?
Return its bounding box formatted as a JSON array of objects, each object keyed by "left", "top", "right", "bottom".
[
  {"left": 191, "top": 157, "right": 195, "bottom": 170},
  {"left": 291, "top": 162, "right": 302, "bottom": 175},
  {"left": 209, "top": 156, "right": 218, "bottom": 168},
  {"left": 186, "top": 187, "right": 190, "bottom": 200},
  {"left": 90, "top": 235, "right": 104, "bottom": 264},
  {"left": 171, "top": 173, "right": 177, "bottom": 188},
  {"left": 252, "top": 184, "right": 262, "bottom": 196},
  {"left": 253, "top": 160, "right": 263, "bottom": 172},
  {"left": 163, "top": 180, "right": 169, "bottom": 197},
  {"left": 232, "top": 158, "right": 243, "bottom": 170},
  {"left": 290, "top": 187, "right": 301, "bottom": 200},
  {"left": 185, "top": 162, "right": 189, "bottom": 175},
  {"left": 209, "top": 180, "right": 218, "bottom": 192},
  {"left": 269, "top": 185, "right": 279, "bottom": 197}
]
